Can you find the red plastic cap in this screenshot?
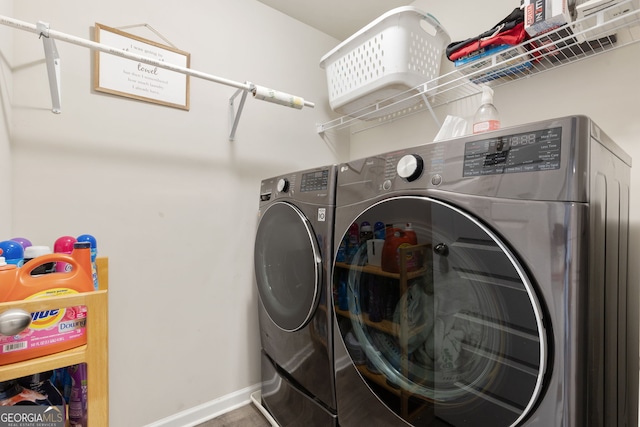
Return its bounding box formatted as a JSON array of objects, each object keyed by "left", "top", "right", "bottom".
[{"left": 54, "top": 236, "right": 77, "bottom": 254}]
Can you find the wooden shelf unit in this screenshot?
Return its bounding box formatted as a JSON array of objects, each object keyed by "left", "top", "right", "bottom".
[
  {"left": 335, "top": 244, "right": 432, "bottom": 419},
  {"left": 0, "top": 257, "right": 109, "bottom": 426}
]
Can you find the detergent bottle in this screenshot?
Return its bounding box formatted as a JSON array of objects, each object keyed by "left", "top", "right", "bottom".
[
  {"left": 373, "top": 222, "right": 386, "bottom": 240},
  {"left": 0, "top": 240, "right": 25, "bottom": 267},
  {"left": 68, "top": 363, "right": 88, "bottom": 426},
  {"left": 346, "top": 222, "right": 359, "bottom": 263},
  {"left": 403, "top": 223, "right": 421, "bottom": 271},
  {"left": 359, "top": 221, "right": 373, "bottom": 243},
  {"left": 54, "top": 236, "right": 77, "bottom": 273},
  {"left": 23, "top": 246, "right": 56, "bottom": 276},
  {"left": 0, "top": 256, "right": 17, "bottom": 271},
  {"left": 0, "top": 242, "right": 94, "bottom": 365},
  {"left": 381, "top": 224, "right": 420, "bottom": 273},
  {"left": 10, "top": 237, "right": 32, "bottom": 250},
  {"left": 77, "top": 234, "right": 99, "bottom": 290}
]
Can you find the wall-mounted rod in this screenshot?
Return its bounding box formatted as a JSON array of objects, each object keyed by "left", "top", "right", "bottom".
[{"left": 0, "top": 14, "right": 315, "bottom": 109}]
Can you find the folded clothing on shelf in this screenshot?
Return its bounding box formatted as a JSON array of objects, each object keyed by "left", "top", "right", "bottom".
[
  {"left": 446, "top": 8, "right": 526, "bottom": 62},
  {"left": 454, "top": 44, "right": 532, "bottom": 84}
]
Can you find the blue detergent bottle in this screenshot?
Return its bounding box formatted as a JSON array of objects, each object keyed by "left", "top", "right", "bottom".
[{"left": 373, "top": 222, "right": 386, "bottom": 240}]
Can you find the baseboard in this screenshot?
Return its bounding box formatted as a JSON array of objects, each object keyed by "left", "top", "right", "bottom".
[{"left": 144, "top": 383, "right": 261, "bottom": 427}]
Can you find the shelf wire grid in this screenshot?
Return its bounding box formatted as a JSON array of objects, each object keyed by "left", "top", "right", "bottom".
[{"left": 317, "top": 0, "right": 640, "bottom": 134}]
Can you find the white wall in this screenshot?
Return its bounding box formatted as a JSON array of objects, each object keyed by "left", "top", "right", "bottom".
[
  {"left": 6, "top": 0, "right": 340, "bottom": 425},
  {"left": 0, "top": 1, "right": 12, "bottom": 237}
]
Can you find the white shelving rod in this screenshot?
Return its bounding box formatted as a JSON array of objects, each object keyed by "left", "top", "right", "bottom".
[{"left": 0, "top": 14, "right": 314, "bottom": 138}]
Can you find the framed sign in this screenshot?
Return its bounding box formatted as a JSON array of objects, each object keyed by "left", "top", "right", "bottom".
[{"left": 93, "top": 23, "right": 190, "bottom": 110}]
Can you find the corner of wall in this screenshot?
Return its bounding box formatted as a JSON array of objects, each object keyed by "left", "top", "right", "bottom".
[{"left": 0, "top": 2, "right": 14, "bottom": 237}]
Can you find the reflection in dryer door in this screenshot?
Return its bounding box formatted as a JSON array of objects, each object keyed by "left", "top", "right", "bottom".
[{"left": 332, "top": 196, "right": 547, "bottom": 426}]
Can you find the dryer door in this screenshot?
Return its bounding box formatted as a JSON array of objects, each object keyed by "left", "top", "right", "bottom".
[
  {"left": 255, "top": 201, "right": 322, "bottom": 332},
  {"left": 333, "top": 196, "right": 547, "bottom": 427}
]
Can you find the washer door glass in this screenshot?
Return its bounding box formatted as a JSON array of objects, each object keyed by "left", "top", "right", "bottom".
[
  {"left": 333, "top": 196, "right": 547, "bottom": 426},
  {"left": 255, "top": 201, "right": 322, "bottom": 332}
]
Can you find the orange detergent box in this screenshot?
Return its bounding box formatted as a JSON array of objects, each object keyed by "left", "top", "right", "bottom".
[{"left": 0, "top": 243, "right": 94, "bottom": 365}]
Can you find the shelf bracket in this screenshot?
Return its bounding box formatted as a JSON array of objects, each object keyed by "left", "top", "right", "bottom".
[
  {"left": 419, "top": 83, "right": 441, "bottom": 128},
  {"left": 228, "top": 83, "right": 253, "bottom": 142},
  {"left": 37, "top": 21, "right": 62, "bottom": 114}
]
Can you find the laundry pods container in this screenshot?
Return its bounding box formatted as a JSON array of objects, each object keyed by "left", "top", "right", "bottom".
[{"left": 320, "top": 7, "right": 450, "bottom": 120}]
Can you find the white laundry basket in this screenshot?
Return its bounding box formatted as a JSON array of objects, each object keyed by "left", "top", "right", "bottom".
[{"left": 320, "top": 7, "right": 450, "bottom": 120}]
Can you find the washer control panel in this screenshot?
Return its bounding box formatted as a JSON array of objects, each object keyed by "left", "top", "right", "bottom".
[
  {"left": 463, "top": 127, "right": 562, "bottom": 176},
  {"left": 300, "top": 169, "right": 330, "bottom": 192}
]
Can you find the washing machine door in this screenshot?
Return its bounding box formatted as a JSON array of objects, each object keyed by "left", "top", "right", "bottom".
[
  {"left": 333, "top": 196, "right": 547, "bottom": 426},
  {"left": 255, "top": 201, "right": 322, "bottom": 332}
]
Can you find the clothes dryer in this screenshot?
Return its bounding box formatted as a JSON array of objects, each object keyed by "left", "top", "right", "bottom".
[
  {"left": 255, "top": 165, "right": 337, "bottom": 426},
  {"left": 331, "top": 116, "right": 636, "bottom": 426}
]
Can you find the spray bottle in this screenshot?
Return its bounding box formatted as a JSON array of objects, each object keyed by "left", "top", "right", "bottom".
[{"left": 472, "top": 85, "right": 500, "bottom": 134}]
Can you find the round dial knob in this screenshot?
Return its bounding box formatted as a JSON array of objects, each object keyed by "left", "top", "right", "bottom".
[
  {"left": 277, "top": 178, "right": 289, "bottom": 193},
  {"left": 397, "top": 154, "right": 424, "bottom": 182}
]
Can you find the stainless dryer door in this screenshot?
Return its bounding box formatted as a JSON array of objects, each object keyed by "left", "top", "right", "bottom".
[
  {"left": 255, "top": 201, "right": 322, "bottom": 332},
  {"left": 333, "top": 196, "right": 547, "bottom": 427}
]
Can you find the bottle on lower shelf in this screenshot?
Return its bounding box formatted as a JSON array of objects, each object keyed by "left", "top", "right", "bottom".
[
  {"left": 68, "top": 363, "right": 88, "bottom": 426},
  {"left": 0, "top": 365, "right": 89, "bottom": 425}
]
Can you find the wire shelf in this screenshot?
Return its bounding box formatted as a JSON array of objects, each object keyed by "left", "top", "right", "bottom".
[{"left": 317, "top": 0, "right": 640, "bottom": 134}]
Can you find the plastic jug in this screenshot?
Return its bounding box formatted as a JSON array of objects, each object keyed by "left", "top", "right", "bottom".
[
  {"left": 0, "top": 243, "right": 94, "bottom": 365},
  {"left": 381, "top": 226, "right": 419, "bottom": 273}
]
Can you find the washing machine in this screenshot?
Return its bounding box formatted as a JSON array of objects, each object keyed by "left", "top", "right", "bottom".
[
  {"left": 331, "top": 115, "right": 637, "bottom": 426},
  {"left": 254, "top": 165, "right": 338, "bottom": 426}
]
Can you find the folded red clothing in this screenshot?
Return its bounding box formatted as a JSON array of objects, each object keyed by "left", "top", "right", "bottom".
[{"left": 448, "top": 22, "right": 528, "bottom": 61}]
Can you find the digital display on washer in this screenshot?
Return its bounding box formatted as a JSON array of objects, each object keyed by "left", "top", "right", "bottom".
[
  {"left": 300, "top": 169, "right": 329, "bottom": 192},
  {"left": 463, "top": 127, "right": 562, "bottom": 176}
]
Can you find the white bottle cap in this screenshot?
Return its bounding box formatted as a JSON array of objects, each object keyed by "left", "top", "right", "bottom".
[
  {"left": 24, "top": 245, "right": 52, "bottom": 259},
  {"left": 0, "top": 257, "right": 6, "bottom": 266}
]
